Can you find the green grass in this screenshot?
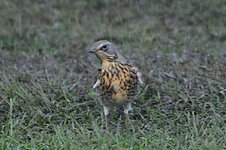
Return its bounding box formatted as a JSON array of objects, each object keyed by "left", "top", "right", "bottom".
[{"left": 0, "top": 0, "right": 225, "bottom": 149}]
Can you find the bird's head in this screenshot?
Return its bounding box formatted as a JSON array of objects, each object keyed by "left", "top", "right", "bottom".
[{"left": 89, "top": 40, "right": 119, "bottom": 63}]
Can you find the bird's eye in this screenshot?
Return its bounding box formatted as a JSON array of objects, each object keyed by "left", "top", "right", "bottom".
[{"left": 100, "top": 45, "right": 107, "bottom": 51}]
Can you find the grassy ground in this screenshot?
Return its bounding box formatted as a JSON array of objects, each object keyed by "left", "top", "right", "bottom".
[{"left": 0, "top": 0, "right": 226, "bottom": 149}]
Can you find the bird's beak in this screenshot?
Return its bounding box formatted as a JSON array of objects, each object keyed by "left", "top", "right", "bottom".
[{"left": 89, "top": 47, "right": 96, "bottom": 53}]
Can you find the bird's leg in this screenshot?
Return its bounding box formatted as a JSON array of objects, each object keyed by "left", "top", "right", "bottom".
[
  {"left": 93, "top": 79, "right": 100, "bottom": 89},
  {"left": 124, "top": 103, "right": 134, "bottom": 132},
  {"left": 103, "top": 105, "right": 110, "bottom": 130}
]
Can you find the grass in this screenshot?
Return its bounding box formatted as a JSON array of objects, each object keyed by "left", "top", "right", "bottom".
[{"left": 0, "top": 0, "right": 226, "bottom": 149}]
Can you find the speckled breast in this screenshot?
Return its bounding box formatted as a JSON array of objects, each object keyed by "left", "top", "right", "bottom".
[{"left": 98, "top": 62, "right": 138, "bottom": 106}]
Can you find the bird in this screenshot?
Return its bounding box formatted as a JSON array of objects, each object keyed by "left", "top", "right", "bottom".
[{"left": 89, "top": 40, "right": 143, "bottom": 130}]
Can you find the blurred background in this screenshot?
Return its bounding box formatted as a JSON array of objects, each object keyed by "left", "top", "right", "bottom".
[{"left": 0, "top": 0, "right": 225, "bottom": 149}]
